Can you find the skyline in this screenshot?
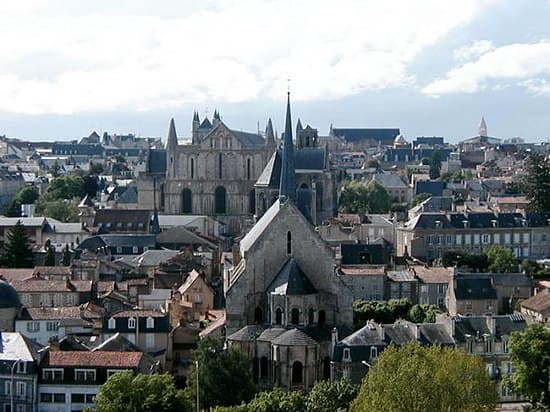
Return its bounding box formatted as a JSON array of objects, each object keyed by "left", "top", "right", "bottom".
[{"left": 0, "top": 0, "right": 549, "bottom": 142}]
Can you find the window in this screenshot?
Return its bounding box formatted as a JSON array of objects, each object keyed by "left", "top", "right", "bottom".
[
  {"left": 218, "top": 153, "right": 223, "bottom": 179},
  {"left": 504, "top": 233, "right": 511, "bottom": 244},
  {"left": 16, "top": 405, "right": 24, "bottom": 412},
  {"left": 128, "top": 317, "right": 136, "bottom": 329},
  {"left": 5, "top": 381, "right": 10, "bottom": 396},
  {"left": 214, "top": 186, "right": 226, "bottom": 214},
  {"left": 16, "top": 382, "right": 26, "bottom": 397},
  {"left": 291, "top": 362, "right": 303, "bottom": 384},
  {"left": 437, "top": 284, "right": 446, "bottom": 294},
  {"left": 116, "top": 246, "right": 123, "bottom": 254},
  {"left": 465, "top": 301, "right": 473, "bottom": 311},
  {"left": 247, "top": 158, "right": 251, "bottom": 180},
  {"left": 27, "top": 322, "right": 40, "bottom": 333},
  {"left": 291, "top": 308, "right": 300, "bottom": 325},
  {"left": 318, "top": 310, "right": 326, "bottom": 325},
  {"left": 46, "top": 321, "right": 58, "bottom": 332},
  {"left": 43, "top": 369, "right": 63, "bottom": 381},
  {"left": 485, "top": 338, "right": 493, "bottom": 353},
  {"left": 308, "top": 307, "right": 315, "bottom": 324},
  {"left": 275, "top": 308, "right": 283, "bottom": 325},
  {"left": 75, "top": 369, "right": 96, "bottom": 382},
  {"left": 437, "top": 297, "right": 445, "bottom": 307},
  {"left": 455, "top": 234, "right": 462, "bottom": 245},
  {"left": 287, "top": 231, "right": 292, "bottom": 255},
  {"left": 254, "top": 307, "right": 263, "bottom": 323},
  {"left": 53, "top": 393, "right": 65, "bottom": 403},
  {"left": 494, "top": 233, "right": 500, "bottom": 244},
  {"left": 146, "top": 317, "right": 154, "bottom": 329},
  {"left": 190, "top": 158, "right": 195, "bottom": 179},
  {"left": 513, "top": 233, "right": 520, "bottom": 243},
  {"left": 446, "top": 235, "right": 452, "bottom": 245},
  {"left": 182, "top": 188, "right": 192, "bottom": 214},
  {"left": 71, "top": 393, "right": 85, "bottom": 403},
  {"left": 467, "top": 340, "right": 474, "bottom": 353},
  {"left": 132, "top": 246, "right": 138, "bottom": 254},
  {"left": 503, "top": 339, "right": 509, "bottom": 353},
  {"left": 146, "top": 333, "right": 154, "bottom": 349},
  {"left": 482, "top": 234, "right": 490, "bottom": 244},
  {"left": 370, "top": 346, "right": 378, "bottom": 360},
  {"left": 108, "top": 317, "right": 116, "bottom": 329},
  {"left": 473, "top": 234, "right": 480, "bottom": 245},
  {"left": 343, "top": 348, "right": 351, "bottom": 361}
]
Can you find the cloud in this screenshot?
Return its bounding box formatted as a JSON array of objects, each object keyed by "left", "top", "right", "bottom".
[
  {"left": 453, "top": 40, "right": 494, "bottom": 61},
  {"left": 422, "top": 41, "right": 550, "bottom": 96},
  {"left": 0, "top": 0, "right": 490, "bottom": 114},
  {"left": 520, "top": 78, "right": 550, "bottom": 96}
]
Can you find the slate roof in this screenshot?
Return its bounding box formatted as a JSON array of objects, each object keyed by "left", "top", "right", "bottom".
[
  {"left": 91, "top": 332, "right": 141, "bottom": 352},
  {"left": 341, "top": 243, "right": 386, "bottom": 265},
  {"left": 227, "top": 325, "right": 266, "bottom": 342},
  {"left": 412, "top": 266, "right": 453, "bottom": 284},
  {"left": 240, "top": 199, "right": 282, "bottom": 254},
  {"left": 255, "top": 151, "right": 281, "bottom": 188},
  {"left": 386, "top": 270, "right": 417, "bottom": 282},
  {"left": 267, "top": 258, "right": 317, "bottom": 295},
  {"left": 419, "top": 324, "right": 454, "bottom": 345},
  {"left": 48, "top": 351, "right": 144, "bottom": 368},
  {"left": 404, "top": 212, "right": 527, "bottom": 230},
  {"left": 331, "top": 128, "right": 400, "bottom": 145},
  {"left": 148, "top": 149, "right": 167, "bottom": 174},
  {"left": 77, "top": 234, "right": 157, "bottom": 251},
  {"left": 383, "top": 323, "right": 416, "bottom": 345},
  {"left": 452, "top": 314, "right": 525, "bottom": 342},
  {"left": 156, "top": 226, "right": 217, "bottom": 248},
  {"left": 373, "top": 173, "right": 408, "bottom": 188},
  {"left": 257, "top": 328, "right": 287, "bottom": 342},
  {"left": 231, "top": 130, "right": 265, "bottom": 147},
  {"left": 0, "top": 280, "right": 21, "bottom": 308},
  {"left": 416, "top": 181, "right": 446, "bottom": 196},
  {"left": 341, "top": 323, "right": 383, "bottom": 346},
  {"left": 116, "top": 186, "right": 138, "bottom": 204},
  {"left": 93, "top": 209, "right": 151, "bottom": 231},
  {"left": 20, "top": 306, "right": 82, "bottom": 320},
  {"left": 294, "top": 148, "right": 326, "bottom": 170},
  {"left": 272, "top": 328, "right": 318, "bottom": 346},
  {"left": 0, "top": 333, "right": 41, "bottom": 362},
  {"left": 111, "top": 310, "right": 167, "bottom": 318},
  {"left": 454, "top": 277, "right": 497, "bottom": 300},
  {"left": 415, "top": 196, "right": 454, "bottom": 213}
]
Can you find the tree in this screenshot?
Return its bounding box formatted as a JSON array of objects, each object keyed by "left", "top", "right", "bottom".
[
  {"left": 89, "top": 161, "right": 105, "bottom": 175},
  {"left": 4, "top": 185, "right": 40, "bottom": 217},
  {"left": 306, "top": 378, "right": 358, "bottom": 412},
  {"left": 441, "top": 250, "right": 490, "bottom": 272},
  {"left": 94, "top": 371, "right": 191, "bottom": 412},
  {"left": 43, "top": 245, "right": 56, "bottom": 266},
  {"left": 36, "top": 199, "right": 79, "bottom": 222},
  {"left": 354, "top": 299, "right": 412, "bottom": 326},
  {"left": 407, "top": 304, "right": 440, "bottom": 323},
  {"left": 1, "top": 220, "right": 35, "bottom": 268},
  {"left": 486, "top": 246, "right": 518, "bottom": 273},
  {"left": 350, "top": 344, "right": 497, "bottom": 412},
  {"left": 187, "top": 337, "right": 257, "bottom": 409},
  {"left": 43, "top": 174, "right": 86, "bottom": 201},
  {"left": 51, "top": 160, "right": 61, "bottom": 177},
  {"left": 410, "top": 192, "right": 431, "bottom": 208},
  {"left": 524, "top": 153, "right": 550, "bottom": 211},
  {"left": 429, "top": 150, "right": 442, "bottom": 180},
  {"left": 339, "top": 180, "right": 392, "bottom": 214},
  {"left": 62, "top": 245, "right": 72, "bottom": 266},
  {"left": 83, "top": 175, "right": 98, "bottom": 198},
  {"left": 221, "top": 388, "right": 306, "bottom": 412},
  {"left": 507, "top": 324, "right": 550, "bottom": 409}
]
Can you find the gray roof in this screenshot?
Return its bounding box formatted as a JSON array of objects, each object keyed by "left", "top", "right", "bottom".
[
  {"left": 419, "top": 324, "right": 454, "bottom": 345},
  {"left": 272, "top": 328, "right": 318, "bottom": 346},
  {"left": 156, "top": 226, "right": 217, "bottom": 248},
  {"left": 387, "top": 270, "right": 417, "bottom": 282},
  {"left": 383, "top": 323, "right": 416, "bottom": 345},
  {"left": 0, "top": 280, "right": 21, "bottom": 308},
  {"left": 257, "top": 327, "right": 286, "bottom": 342},
  {"left": 240, "top": 199, "right": 282, "bottom": 255},
  {"left": 0, "top": 333, "right": 40, "bottom": 362},
  {"left": 227, "top": 325, "right": 265, "bottom": 342},
  {"left": 255, "top": 151, "right": 281, "bottom": 188},
  {"left": 373, "top": 173, "right": 408, "bottom": 188},
  {"left": 295, "top": 148, "right": 326, "bottom": 170},
  {"left": 453, "top": 314, "right": 526, "bottom": 342},
  {"left": 116, "top": 186, "right": 138, "bottom": 204},
  {"left": 331, "top": 128, "right": 400, "bottom": 145},
  {"left": 118, "top": 250, "right": 180, "bottom": 268},
  {"left": 454, "top": 277, "right": 497, "bottom": 300},
  {"left": 267, "top": 258, "right": 317, "bottom": 295},
  {"left": 231, "top": 130, "right": 266, "bottom": 147}
]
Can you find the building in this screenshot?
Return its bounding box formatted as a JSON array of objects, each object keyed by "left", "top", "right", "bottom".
[
  {"left": 12, "top": 277, "right": 92, "bottom": 308},
  {"left": 0, "top": 280, "right": 22, "bottom": 331},
  {"left": 520, "top": 291, "right": 550, "bottom": 323}
]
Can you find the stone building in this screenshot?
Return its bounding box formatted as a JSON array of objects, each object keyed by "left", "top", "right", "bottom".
[{"left": 225, "top": 94, "right": 353, "bottom": 391}]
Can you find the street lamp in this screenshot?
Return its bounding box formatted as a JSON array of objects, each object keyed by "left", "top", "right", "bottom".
[
  {"left": 361, "top": 360, "right": 372, "bottom": 369},
  {"left": 195, "top": 360, "right": 199, "bottom": 412},
  {"left": 11, "top": 359, "right": 23, "bottom": 412}
]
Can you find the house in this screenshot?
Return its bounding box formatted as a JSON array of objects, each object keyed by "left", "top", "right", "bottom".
[
  {"left": 318, "top": 214, "right": 394, "bottom": 246},
  {"left": 337, "top": 265, "right": 385, "bottom": 301},
  {"left": 447, "top": 276, "right": 498, "bottom": 316},
  {"left": 413, "top": 265, "right": 453, "bottom": 308},
  {"left": 0, "top": 332, "right": 43, "bottom": 412},
  {"left": 77, "top": 234, "right": 156, "bottom": 256},
  {"left": 0, "top": 217, "right": 48, "bottom": 247},
  {"left": 520, "top": 291, "right": 550, "bottom": 323},
  {"left": 385, "top": 269, "right": 418, "bottom": 302},
  {"left": 12, "top": 277, "right": 93, "bottom": 308},
  {"left": 38, "top": 350, "right": 154, "bottom": 412},
  {"left": 172, "top": 270, "right": 214, "bottom": 321},
  {"left": 92, "top": 209, "right": 152, "bottom": 234},
  {"left": 372, "top": 173, "right": 411, "bottom": 203}
]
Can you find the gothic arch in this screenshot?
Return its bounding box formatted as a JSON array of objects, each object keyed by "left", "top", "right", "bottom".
[
  {"left": 215, "top": 186, "right": 226, "bottom": 214},
  {"left": 181, "top": 188, "right": 192, "bottom": 214}
]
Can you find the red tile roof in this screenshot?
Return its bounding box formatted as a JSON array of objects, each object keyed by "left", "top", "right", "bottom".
[{"left": 48, "top": 351, "right": 143, "bottom": 368}]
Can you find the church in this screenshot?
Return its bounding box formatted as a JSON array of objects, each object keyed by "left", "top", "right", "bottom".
[{"left": 225, "top": 94, "right": 353, "bottom": 391}]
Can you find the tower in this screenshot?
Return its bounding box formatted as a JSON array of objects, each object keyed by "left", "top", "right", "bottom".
[
  {"left": 478, "top": 116, "right": 488, "bottom": 137},
  {"left": 265, "top": 118, "right": 275, "bottom": 146},
  {"left": 166, "top": 118, "right": 178, "bottom": 179},
  {"left": 279, "top": 93, "right": 296, "bottom": 202},
  {"left": 192, "top": 112, "right": 200, "bottom": 144}
]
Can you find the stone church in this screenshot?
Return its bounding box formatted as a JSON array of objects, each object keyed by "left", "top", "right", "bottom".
[
  {"left": 139, "top": 112, "right": 276, "bottom": 234},
  {"left": 225, "top": 94, "right": 353, "bottom": 391}
]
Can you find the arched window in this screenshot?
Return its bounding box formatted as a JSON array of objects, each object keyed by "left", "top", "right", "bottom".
[
  {"left": 215, "top": 186, "right": 226, "bottom": 214},
  {"left": 275, "top": 308, "right": 283, "bottom": 325},
  {"left": 254, "top": 307, "right": 263, "bottom": 324},
  {"left": 260, "top": 356, "right": 268, "bottom": 379},
  {"left": 308, "top": 308, "right": 315, "bottom": 324},
  {"left": 318, "top": 310, "right": 326, "bottom": 326},
  {"left": 190, "top": 158, "right": 195, "bottom": 179},
  {"left": 182, "top": 189, "right": 192, "bottom": 214},
  {"left": 249, "top": 189, "right": 256, "bottom": 214},
  {"left": 292, "top": 361, "right": 303, "bottom": 384},
  {"left": 247, "top": 158, "right": 251, "bottom": 180},
  {"left": 291, "top": 308, "right": 299, "bottom": 325},
  {"left": 218, "top": 153, "right": 223, "bottom": 179},
  {"left": 323, "top": 356, "right": 331, "bottom": 380},
  {"left": 287, "top": 231, "right": 292, "bottom": 255}
]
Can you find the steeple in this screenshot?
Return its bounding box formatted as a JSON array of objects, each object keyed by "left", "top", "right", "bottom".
[
  {"left": 279, "top": 92, "right": 296, "bottom": 202},
  {"left": 265, "top": 118, "right": 275, "bottom": 145},
  {"left": 166, "top": 118, "right": 178, "bottom": 152},
  {"left": 478, "top": 116, "right": 487, "bottom": 137},
  {"left": 192, "top": 112, "right": 200, "bottom": 144}
]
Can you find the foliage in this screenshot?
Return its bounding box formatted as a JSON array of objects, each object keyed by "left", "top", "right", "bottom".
[
  {"left": 354, "top": 299, "right": 412, "bottom": 326},
  {"left": 244, "top": 388, "right": 306, "bottom": 412},
  {"left": 186, "top": 337, "right": 257, "bottom": 409},
  {"left": 94, "top": 371, "right": 191, "bottom": 412},
  {"left": 521, "top": 259, "right": 550, "bottom": 279},
  {"left": 43, "top": 246, "right": 56, "bottom": 266},
  {"left": 4, "top": 185, "right": 39, "bottom": 217},
  {"left": 407, "top": 304, "right": 440, "bottom": 323},
  {"left": 306, "top": 378, "right": 358, "bottom": 412},
  {"left": 429, "top": 150, "right": 442, "bottom": 180},
  {"left": 350, "top": 344, "right": 497, "bottom": 412},
  {"left": 440, "top": 170, "right": 473, "bottom": 183},
  {"left": 366, "top": 159, "right": 380, "bottom": 169},
  {"left": 524, "top": 153, "right": 550, "bottom": 212},
  {"left": 50, "top": 160, "right": 61, "bottom": 177},
  {"left": 405, "top": 166, "right": 423, "bottom": 182},
  {"left": 507, "top": 324, "right": 550, "bottom": 409},
  {"left": 339, "top": 180, "right": 392, "bottom": 214},
  {"left": 441, "top": 250, "right": 490, "bottom": 272},
  {"left": 83, "top": 175, "right": 98, "bottom": 198},
  {"left": 410, "top": 192, "right": 431, "bottom": 208},
  {"left": 43, "top": 174, "right": 86, "bottom": 201},
  {"left": 485, "top": 246, "right": 519, "bottom": 273},
  {"left": 1, "top": 220, "right": 35, "bottom": 268},
  {"left": 89, "top": 161, "right": 105, "bottom": 175},
  {"left": 36, "top": 199, "right": 79, "bottom": 222}
]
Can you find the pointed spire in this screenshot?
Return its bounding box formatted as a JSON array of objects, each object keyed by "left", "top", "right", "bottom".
[
  {"left": 166, "top": 118, "right": 178, "bottom": 151},
  {"left": 193, "top": 111, "right": 200, "bottom": 122},
  {"left": 296, "top": 118, "right": 303, "bottom": 132},
  {"left": 279, "top": 92, "right": 296, "bottom": 202},
  {"left": 478, "top": 116, "right": 487, "bottom": 137},
  {"left": 265, "top": 118, "right": 275, "bottom": 145}
]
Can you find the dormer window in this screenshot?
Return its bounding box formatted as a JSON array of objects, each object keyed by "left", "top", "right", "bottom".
[
  {"left": 462, "top": 220, "right": 469, "bottom": 228},
  {"left": 146, "top": 317, "right": 154, "bottom": 329},
  {"left": 435, "top": 220, "right": 442, "bottom": 229},
  {"left": 108, "top": 318, "right": 116, "bottom": 329},
  {"left": 128, "top": 317, "right": 136, "bottom": 329}
]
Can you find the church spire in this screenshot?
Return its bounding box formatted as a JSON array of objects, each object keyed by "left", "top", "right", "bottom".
[
  {"left": 279, "top": 92, "right": 296, "bottom": 202},
  {"left": 265, "top": 118, "right": 275, "bottom": 145},
  {"left": 166, "top": 118, "right": 178, "bottom": 151},
  {"left": 478, "top": 116, "right": 487, "bottom": 137}
]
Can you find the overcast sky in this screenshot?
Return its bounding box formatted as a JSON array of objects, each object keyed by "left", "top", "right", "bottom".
[{"left": 0, "top": 0, "right": 549, "bottom": 142}]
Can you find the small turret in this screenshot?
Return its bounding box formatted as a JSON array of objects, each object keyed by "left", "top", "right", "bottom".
[
  {"left": 265, "top": 118, "right": 275, "bottom": 146},
  {"left": 213, "top": 110, "right": 221, "bottom": 127},
  {"left": 166, "top": 118, "right": 178, "bottom": 152},
  {"left": 478, "top": 116, "right": 488, "bottom": 137},
  {"left": 192, "top": 112, "right": 200, "bottom": 144}
]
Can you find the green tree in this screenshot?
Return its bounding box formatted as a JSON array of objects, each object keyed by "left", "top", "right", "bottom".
[
  {"left": 4, "top": 185, "right": 40, "bottom": 217},
  {"left": 83, "top": 175, "right": 98, "bottom": 198},
  {"left": 429, "top": 150, "right": 442, "bottom": 180},
  {"left": 354, "top": 299, "right": 412, "bottom": 326},
  {"left": 224, "top": 388, "right": 306, "bottom": 412},
  {"left": 36, "top": 200, "right": 79, "bottom": 222},
  {"left": 350, "top": 344, "right": 497, "bottom": 412},
  {"left": 43, "top": 245, "right": 56, "bottom": 266},
  {"left": 51, "top": 160, "right": 61, "bottom": 177},
  {"left": 94, "top": 371, "right": 191, "bottom": 412},
  {"left": 410, "top": 192, "right": 431, "bottom": 208},
  {"left": 524, "top": 153, "right": 550, "bottom": 211},
  {"left": 1, "top": 220, "right": 35, "bottom": 268},
  {"left": 486, "top": 246, "right": 518, "bottom": 273},
  {"left": 89, "top": 161, "right": 105, "bottom": 175},
  {"left": 339, "top": 180, "right": 392, "bottom": 214},
  {"left": 187, "top": 337, "right": 257, "bottom": 409},
  {"left": 407, "top": 304, "right": 440, "bottom": 323},
  {"left": 306, "top": 378, "right": 358, "bottom": 412},
  {"left": 441, "top": 250, "right": 490, "bottom": 272},
  {"left": 507, "top": 324, "right": 550, "bottom": 409},
  {"left": 44, "top": 174, "right": 86, "bottom": 201}
]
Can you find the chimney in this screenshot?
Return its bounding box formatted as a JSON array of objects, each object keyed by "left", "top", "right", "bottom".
[
  {"left": 415, "top": 323, "right": 421, "bottom": 341},
  {"left": 378, "top": 324, "right": 385, "bottom": 341}
]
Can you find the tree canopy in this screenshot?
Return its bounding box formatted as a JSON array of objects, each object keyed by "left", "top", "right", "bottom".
[
  {"left": 93, "top": 371, "right": 191, "bottom": 412},
  {"left": 306, "top": 378, "right": 358, "bottom": 412},
  {"left": 485, "top": 245, "right": 519, "bottom": 273},
  {"left": 350, "top": 343, "right": 497, "bottom": 412},
  {"left": 429, "top": 150, "right": 442, "bottom": 180},
  {"left": 339, "top": 180, "right": 392, "bottom": 214},
  {"left": 1, "top": 220, "right": 35, "bottom": 268},
  {"left": 410, "top": 192, "right": 431, "bottom": 208},
  {"left": 4, "top": 185, "right": 39, "bottom": 217},
  {"left": 507, "top": 324, "right": 550, "bottom": 409},
  {"left": 186, "top": 337, "right": 257, "bottom": 409},
  {"left": 524, "top": 153, "right": 550, "bottom": 211}
]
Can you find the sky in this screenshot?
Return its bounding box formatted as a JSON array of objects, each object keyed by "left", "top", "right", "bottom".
[{"left": 0, "top": 0, "right": 549, "bottom": 142}]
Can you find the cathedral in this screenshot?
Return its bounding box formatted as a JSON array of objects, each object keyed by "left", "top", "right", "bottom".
[{"left": 225, "top": 94, "right": 353, "bottom": 391}]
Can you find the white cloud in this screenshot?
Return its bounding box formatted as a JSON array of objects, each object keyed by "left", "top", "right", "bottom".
[
  {"left": 422, "top": 41, "right": 550, "bottom": 96},
  {"left": 520, "top": 78, "right": 550, "bottom": 96},
  {"left": 453, "top": 40, "right": 494, "bottom": 61},
  {"left": 0, "top": 0, "right": 490, "bottom": 114}
]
